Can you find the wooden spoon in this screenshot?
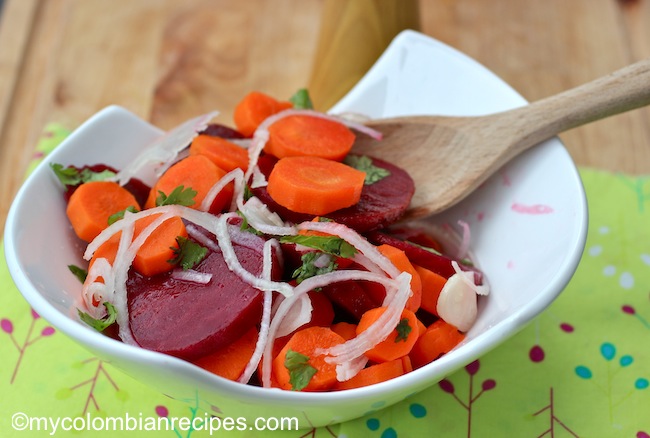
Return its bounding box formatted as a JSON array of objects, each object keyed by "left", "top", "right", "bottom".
[{"left": 351, "top": 58, "right": 650, "bottom": 218}]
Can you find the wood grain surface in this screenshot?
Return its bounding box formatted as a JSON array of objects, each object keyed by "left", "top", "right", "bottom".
[{"left": 0, "top": 0, "right": 649, "bottom": 232}]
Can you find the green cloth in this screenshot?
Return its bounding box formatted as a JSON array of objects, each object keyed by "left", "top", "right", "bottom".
[{"left": 2, "top": 127, "right": 650, "bottom": 436}]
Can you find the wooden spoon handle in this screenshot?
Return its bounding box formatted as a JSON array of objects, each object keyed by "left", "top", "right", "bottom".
[{"left": 487, "top": 58, "right": 650, "bottom": 153}]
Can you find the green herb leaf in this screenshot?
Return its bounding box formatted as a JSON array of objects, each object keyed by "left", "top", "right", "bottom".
[
  {"left": 289, "top": 88, "right": 314, "bottom": 110},
  {"left": 156, "top": 185, "right": 197, "bottom": 207},
  {"left": 68, "top": 264, "right": 88, "bottom": 283},
  {"left": 168, "top": 236, "right": 208, "bottom": 270},
  {"left": 237, "top": 211, "right": 262, "bottom": 236},
  {"left": 78, "top": 302, "right": 117, "bottom": 332},
  {"left": 107, "top": 206, "right": 138, "bottom": 225},
  {"left": 395, "top": 318, "right": 412, "bottom": 342},
  {"left": 292, "top": 252, "right": 337, "bottom": 284},
  {"left": 50, "top": 163, "right": 116, "bottom": 188},
  {"left": 79, "top": 168, "right": 116, "bottom": 183},
  {"left": 51, "top": 163, "right": 81, "bottom": 186},
  {"left": 280, "top": 235, "right": 357, "bottom": 258},
  {"left": 344, "top": 155, "right": 391, "bottom": 185},
  {"left": 243, "top": 184, "right": 254, "bottom": 201},
  {"left": 285, "top": 349, "right": 317, "bottom": 391}
]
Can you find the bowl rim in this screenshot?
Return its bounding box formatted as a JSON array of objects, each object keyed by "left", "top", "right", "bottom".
[{"left": 3, "top": 29, "right": 588, "bottom": 405}]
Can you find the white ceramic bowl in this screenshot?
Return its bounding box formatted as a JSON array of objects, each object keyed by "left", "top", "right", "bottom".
[{"left": 4, "top": 30, "right": 587, "bottom": 427}]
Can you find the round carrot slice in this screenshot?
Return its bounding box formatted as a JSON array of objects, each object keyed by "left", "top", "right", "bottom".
[
  {"left": 266, "top": 156, "right": 365, "bottom": 215},
  {"left": 265, "top": 115, "right": 355, "bottom": 161}
]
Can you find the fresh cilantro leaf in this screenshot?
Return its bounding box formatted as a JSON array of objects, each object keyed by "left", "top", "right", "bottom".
[
  {"left": 344, "top": 155, "right": 391, "bottom": 185},
  {"left": 80, "top": 168, "right": 116, "bottom": 183},
  {"left": 168, "top": 236, "right": 208, "bottom": 270},
  {"left": 50, "top": 163, "right": 116, "bottom": 187},
  {"left": 292, "top": 252, "right": 337, "bottom": 284},
  {"left": 236, "top": 211, "right": 262, "bottom": 236},
  {"left": 156, "top": 185, "right": 197, "bottom": 207},
  {"left": 280, "top": 235, "right": 357, "bottom": 258},
  {"left": 243, "top": 184, "right": 254, "bottom": 201},
  {"left": 68, "top": 264, "right": 88, "bottom": 283},
  {"left": 395, "top": 318, "right": 412, "bottom": 342},
  {"left": 285, "top": 349, "right": 317, "bottom": 391},
  {"left": 51, "top": 163, "right": 81, "bottom": 186},
  {"left": 107, "top": 206, "right": 138, "bottom": 225},
  {"left": 289, "top": 88, "right": 314, "bottom": 110},
  {"left": 78, "top": 302, "right": 117, "bottom": 332}
]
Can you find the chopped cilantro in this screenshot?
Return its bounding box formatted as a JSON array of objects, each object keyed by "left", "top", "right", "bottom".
[
  {"left": 78, "top": 302, "right": 117, "bottom": 332},
  {"left": 156, "top": 185, "right": 197, "bottom": 207},
  {"left": 107, "top": 206, "right": 138, "bottom": 225},
  {"left": 292, "top": 252, "right": 337, "bottom": 284},
  {"left": 243, "top": 184, "right": 254, "bottom": 201},
  {"left": 68, "top": 264, "right": 87, "bottom": 283},
  {"left": 285, "top": 349, "right": 317, "bottom": 391},
  {"left": 280, "top": 235, "right": 357, "bottom": 258},
  {"left": 50, "top": 163, "right": 116, "bottom": 188},
  {"left": 395, "top": 318, "right": 412, "bottom": 342},
  {"left": 168, "top": 236, "right": 208, "bottom": 270},
  {"left": 237, "top": 211, "right": 262, "bottom": 236},
  {"left": 343, "top": 155, "right": 391, "bottom": 185},
  {"left": 289, "top": 88, "right": 314, "bottom": 110}
]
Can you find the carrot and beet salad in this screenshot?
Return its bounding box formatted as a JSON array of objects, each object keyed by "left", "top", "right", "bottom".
[{"left": 54, "top": 89, "right": 489, "bottom": 391}]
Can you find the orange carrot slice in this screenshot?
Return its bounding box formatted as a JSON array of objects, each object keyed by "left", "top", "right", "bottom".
[
  {"left": 189, "top": 134, "right": 249, "bottom": 172},
  {"left": 66, "top": 181, "right": 139, "bottom": 242},
  {"left": 87, "top": 214, "right": 187, "bottom": 277},
  {"left": 233, "top": 91, "right": 292, "bottom": 137},
  {"left": 193, "top": 327, "right": 258, "bottom": 381},
  {"left": 267, "top": 156, "right": 365, "bottom": 215},
  {"left": 273, "top": 326, "right": 345, "bottom": 391},
  {"left": 144, "top": 155, "right": 233, "bottom": 214},
  {"left": 333, "top": 358, "right": 406, "bottom": 390},
  {"left": 356, "top": 307, "right": 419, "bottom": 363},
  {"left": 364, "top": 245, "right": 423, "bottom": 312},
  {"left": 265, "top": 115, "right": 355, "bottom": 161},
  {"left": 410, "top": 320, "right": 465, "bottom": 369},
  {"left": 414, "top": 264, "right": 447, "bottom": 316},
  {"left": 330, "top": 322, "right": 357, "bottom": 341}
]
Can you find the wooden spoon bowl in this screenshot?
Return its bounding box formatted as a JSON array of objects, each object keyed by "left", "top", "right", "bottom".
[{"left": 352, "top": 58, "right": 650, "bottom": 217}]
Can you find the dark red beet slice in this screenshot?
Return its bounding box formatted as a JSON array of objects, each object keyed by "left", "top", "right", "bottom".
[
  {"left": 199, "top": 123, "right": 246, "bottom": 140},
  {"left": 321, "top": 280, "right": 380, "bottom": 321},
  {"left": 252, "top": 154, "right": 414, "bottom": 232},
  {"left": 127, "top": 236, "right": 278, "bottom": 360},
  {"left": 366, "top": 230, "right": 484, "bottom": 284}
]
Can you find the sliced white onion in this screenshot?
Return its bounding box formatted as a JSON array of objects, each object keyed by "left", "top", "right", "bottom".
[
  {"left": 436, "top": 273, "right": 478, "bottom": 332},
  {"left": 313, "top": 253, "right": 332, "bottom": 269},
  {"left": 275, "top": 293, "right": 313, "bottom": 338},
  {"left": 170, "top": 269, "right": 212, "bottom": 284},
  {"left": 451, "top": 261, "right": 490, "bottom": 296},
  {"left": 185, "top": 223, "right": 219, "bottom": 252},
  {"left": 115, "top": 111, "right": 218, "bottom": 186},
  {"left": 250, "top": 166, "right": 268, "bottom": 189},
  {"left": 239, "top": 239, "right": 277, "bottom": 384},
  {"left": 238, "top": 196, "right": 295, "bottom": 236},
  {"left": 214, "top": 212, "right": 293, "bottom": 296},
  {"left": 200, "top": 168, "right": 244, "bottom": 212},
  {"left": 319, "top": 272, "right": 411, "bottom": 365},
  {"left": 456, "top": 220, "right": 471, "bottom": 260}
]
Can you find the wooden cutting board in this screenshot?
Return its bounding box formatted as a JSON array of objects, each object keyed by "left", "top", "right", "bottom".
[{"left": 0, "top": 0, "right": 649, "bottom": 231}]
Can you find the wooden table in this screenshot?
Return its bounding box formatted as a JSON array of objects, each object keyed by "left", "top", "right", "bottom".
[{"left": 1, "top": 0, "right": 649, "bottom": 233}]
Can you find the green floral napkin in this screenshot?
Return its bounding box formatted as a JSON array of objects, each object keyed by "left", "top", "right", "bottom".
[{"left": 2, "top": 126, "right": 649, "bottom": 437}]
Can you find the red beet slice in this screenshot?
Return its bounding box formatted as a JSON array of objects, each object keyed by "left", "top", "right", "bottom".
[
  {"left": 321, "top": 280, "right": 380, "bottom": 321},
  {"left": 127, "top": 235, "right": 279, "bottom": 360},
  {"left": 199, "top": 123, "right": 246, "bottom": 140},
  {"left": 252, "top": 154, "right": 414, "bottom": 232}
]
